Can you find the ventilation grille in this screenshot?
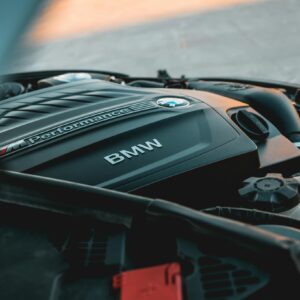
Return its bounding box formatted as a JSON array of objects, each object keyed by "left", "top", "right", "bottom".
[
  {"left": 65, "top": 228, "right": 108, "bottom": 269},
  {"left": 198, "top": 255, "right": 267, "bottom": 300},
  {"left": 61, "top": 227, "right": 126, "bottom": 274}
]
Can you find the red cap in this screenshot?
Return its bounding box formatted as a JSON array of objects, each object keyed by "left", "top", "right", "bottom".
[{"left": 113, "top": 263, "right": 182, "bottom": 300}]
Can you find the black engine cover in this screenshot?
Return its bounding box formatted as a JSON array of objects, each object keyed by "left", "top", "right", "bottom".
[{"left": 0, "top": 79, "right": 259, "bottom": 205}]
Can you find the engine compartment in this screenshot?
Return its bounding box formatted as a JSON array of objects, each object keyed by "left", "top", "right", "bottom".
[
  {"left": 1, "top": 71, "right": 300, "bottom": 300},
  {"left": 1, "top": 71, "right": 300, "bottom": 210},
  {"left": 4, "top": 169, "right": 300, "bottom": 300}
]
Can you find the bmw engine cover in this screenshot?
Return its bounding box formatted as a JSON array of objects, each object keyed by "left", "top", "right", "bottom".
[{"left": 0, "top": 79, "right": 266, "bottom": 205}]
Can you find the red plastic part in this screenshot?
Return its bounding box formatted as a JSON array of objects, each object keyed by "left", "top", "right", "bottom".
[{"left": 113, "top": 263, "right": 182, "bottom": 300}]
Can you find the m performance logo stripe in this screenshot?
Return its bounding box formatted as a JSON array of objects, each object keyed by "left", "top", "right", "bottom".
[
  {"left": 0, "top": 146, "right": 7, "bottom": 156},
  {"left": 0, "top": 101, "right": 157, "bottom": 158}
]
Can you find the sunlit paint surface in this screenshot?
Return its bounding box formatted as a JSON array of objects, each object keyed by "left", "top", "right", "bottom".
[{"left": 30, "top": 0, "right": 259, "bottom": 42}]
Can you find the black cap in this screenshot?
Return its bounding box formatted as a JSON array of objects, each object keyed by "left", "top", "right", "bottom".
[
  {"left": 239, "top": 173, "right": 300, "bottom": 212},
  {"left": 232, "top": 110, "right": 269, "bottom": 141}
]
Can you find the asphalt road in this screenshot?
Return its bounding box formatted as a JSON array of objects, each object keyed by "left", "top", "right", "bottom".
[{"left": 10, "top": 0, "right": 300, "bottom": 83}]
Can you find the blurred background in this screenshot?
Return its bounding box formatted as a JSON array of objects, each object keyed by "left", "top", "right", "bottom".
[{"left": 9, "top": 0, "right": 300, "bottom": 82}]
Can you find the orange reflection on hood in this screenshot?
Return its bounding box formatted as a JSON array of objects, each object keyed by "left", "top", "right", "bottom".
[{"left": 30, "top": 0, "right": 259, "bottom": 42}]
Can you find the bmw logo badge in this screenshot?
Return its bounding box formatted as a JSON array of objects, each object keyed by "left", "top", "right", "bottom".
[{"left": 156, "top": 97, "right": 190, "bottom": 108}]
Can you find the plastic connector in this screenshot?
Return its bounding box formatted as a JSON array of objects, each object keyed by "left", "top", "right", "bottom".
[{"left": 113, "top": 263, "right": 182, "bottom": 300}]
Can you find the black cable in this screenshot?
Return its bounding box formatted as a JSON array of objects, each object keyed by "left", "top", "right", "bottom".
[{"left": 202, "top": 206, "right": 300, "bottom": 229}]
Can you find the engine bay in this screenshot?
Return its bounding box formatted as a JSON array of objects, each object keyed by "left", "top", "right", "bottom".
[
  {"left": 1, "top": 70, "right": 300, "bottom": 211},
  {"left": 1, "top": 70, "right": 300, "bottom": 299}
]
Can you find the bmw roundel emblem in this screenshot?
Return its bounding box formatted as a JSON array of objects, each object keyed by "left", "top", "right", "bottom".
[{"left": 156, "top": 97, "right": 190, "bottom": 108}]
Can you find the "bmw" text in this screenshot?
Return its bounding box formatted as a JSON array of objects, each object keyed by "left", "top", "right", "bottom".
[{"left": 104, "top": 139, "right": 162, "bottom": 165}]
